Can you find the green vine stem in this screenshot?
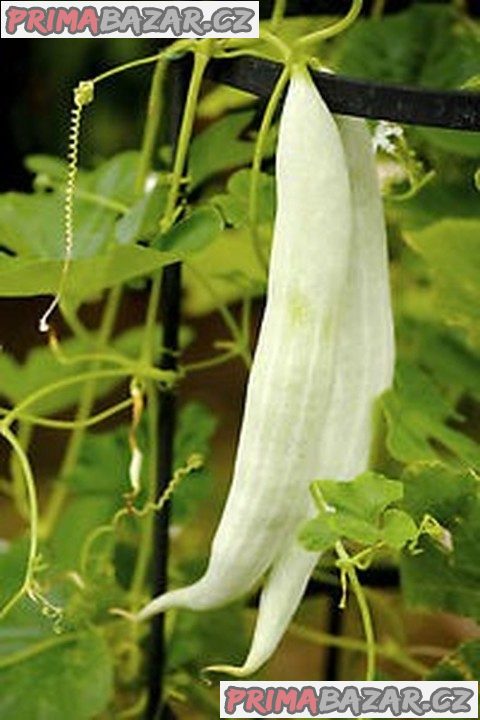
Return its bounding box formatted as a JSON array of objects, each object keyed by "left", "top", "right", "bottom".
[
  {"left": 185, "top": 262, "right": 252, "bottom": 368},
  {"left": 0, "top": 399, "right": 133, "bottom": 432},
  {"left": 91, "top": 41, "right": 192, "bottom": 86},
  {"left": 271, "top": 0, "right": 288, "bottom": 31},
  {"left": 285, "top": 620, "right": 429, "bottom": 677},
  {"left": 39, "top": 286, "right": 123, "bottom": 538},
  {"left": 135, "top": 56, "right": 168, "bottom": 197},
  {"left": 295, "top": 0, "right": 363, "bottom": 49},
  {"left": 0, "top": 426, "right": 39, "bottom": 619},
  {"left": 79, "top": 454, "right": 202, "bottom": 578},
  {"left": 9, "top": 421, "right": 33, "bottom": 520},
  {"left": 336, "top": 539, "right": 377, "bottom": 681},
  {"left": 161, "top": 41, "right": 213, "bottom": 234},
  {"left": 311, "top": 483, "right": 376, "bottom": 681},
  {"left": 129, "top": 40, "right": 215, "bottom": 610},
  {"left": 248, "top": 64, "right": 290, "bottom": 273},
  {"left": 2, "top": 368, "right": 176, "bottom": 432},
  {"left": 372, "top": 0, "right": 386, "bottom": 19},
  {"left": 128, "top": 383, "right": 159, "bottom": 609}
]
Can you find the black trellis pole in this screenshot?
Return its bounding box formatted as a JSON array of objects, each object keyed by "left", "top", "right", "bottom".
[
  {"left": 206, "top": 56, "right": 480, "bottom": 130},
  {"left": 146, "top": 56, "right": 191, "bottom": 720}
]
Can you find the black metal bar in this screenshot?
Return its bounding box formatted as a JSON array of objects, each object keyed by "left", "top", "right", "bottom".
[
  {"left": 325, "top": 589, "right": 344, "bottom": 681},
  {"left": 305, "top": 566, "right": 400, "bottom": 597},
  {"left": 146, "top": 56, "right": 191, "bottom": 720},
  {"left": 206, "top": 56, "right": 480, "bottom": 130}
]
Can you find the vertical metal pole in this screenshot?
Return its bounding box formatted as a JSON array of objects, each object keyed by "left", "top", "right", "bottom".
[
  {"left": 146, "top": 55, "right": 191, "bottom": 720},
  {"left": 325, "top": 589, "right": 343, "bottom": 681}
]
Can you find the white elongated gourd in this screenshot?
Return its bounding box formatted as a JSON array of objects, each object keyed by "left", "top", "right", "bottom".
[
  {"left": 137, "top": 69, "right": 352, "bottom": 617},
  {"left": 137, "top": 73, "right": 395, "bottom": 679},
  {"left": 211, "top": 116, "right": 395, "bottom": 676}
]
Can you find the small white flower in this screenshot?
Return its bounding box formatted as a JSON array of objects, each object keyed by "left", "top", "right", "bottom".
[{"left": 373, "top": 121, "right": 404, "bottom": 154}]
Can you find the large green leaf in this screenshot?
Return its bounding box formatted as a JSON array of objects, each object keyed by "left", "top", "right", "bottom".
[
  {"left": 401, "top": 463, "right": 480, "bottom": 621},
  {"left": 183, "top": 226, "right": 267, "bottom": 315},
  {"left": 156, "top": 206, "right": 224, "bottom": 254},
  {"left": 26, "top": 151, "right": 141, "bottom": 207},
  {"left": 338, "top": 6, "right": 479, "bottom": 89},
  {"left": 382, "top": 361, "right": 480, "bottom": 469},
  {"left": 0, "top": 153, "right": 180, "bottom": 304},
  {"left": 0, "top": 153, "right": 143, "bottom": 262},
  {"left": 401, "top": 462, "right": 477, "bottom": 526},
  {"left": 337, "top": 5, "right": 480, "bottom": 156},
  {"left": 398, "top": 318, "right": 480, "bottom": 404},
  {"left": 386, "top": 178, "right": 480, "bottom": 231},
  {"left": 189, "top": 111, "right": 275, "bottom": 189},
  {"left": 167, "top": 600, "right": 248, "bottom": 673},
  {"left": 115, "top": 182, "right": 168, "bottom": 246},
  {"left": 0, "top": 193, "right": 65, "bottom": 259},
  {"left": 49, "top": 428, "right": 131, "bottom": 571},
  {"left": 0, "top": 245, "right": 177, "bottom": 303},
  {"left": 299, "top": 472, "right": 410, "bottom": 553},
  {"left": 212, "top": 168, "right": 275, "bottom": 228},
  {"left": 405, "top": 219, "right": 480, "bottom": 348},
  {"left": 0, "top": 630, "right": 113, "bottom": 720}
]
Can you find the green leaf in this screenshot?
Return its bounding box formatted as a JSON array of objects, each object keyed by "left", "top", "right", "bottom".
[
  {"left": 401, "top": 462, "right": 477, "bottom": 527},
  {"left": 0, "top": 245, "right": 177, "bottom": 304},
  {"left": 212, "top": 168, "right": 275, "bottom": 228},
  {"left": 298, "top": 517, "right": 339, "bottom": 553},
  {"left": 299, "top": 473, "right": 406, "bottom": 552},
  {"left": 183, "top": 226, "right": 267, "bottom": 315},
  {"left": 49, "top": 428, "right": 131, "bottom": 571},
  {"left": 401, "top": 463, "right": 480, "bottom": 620},
  {"left": 27, "top": 151, "right": 141, "bottom": 207},
  {"left": 167, "top": 600, "right": 248, "bottom": 673},
  {"left": 429, "top": 640, "right": 480, "bottom": 681},
  {"left": 398, "top": 318, "right": 480, "bottom": 404},
  {"left": 50, "top": 401, "right": 216, "bottom": 569},
  {"left": 416, "top": 127, "right": 480, "bottom": 159},
  {"left": 25, "top": 155, "right": 70, "bottom": 182},
  {"left": 189, "top": 111, "right": 274, "bottom": 189},
  {"left": 0, "top": 192, "right": 64, "bottom": 259},
  {"left": 0, "top": 599, "right": 56, "bottom": 658},
  {"left": 155, "top": 206, "right": 224, "bottom": 254},
  {"left": 0, "top": 630, "right": 113, "bottom": 720},
  {"left": 405, "top": 220, "right": 480, "bottom": 348},
  {"left": 86, "top": 151, "right": 140, "bottom": 206},
  {"left": 115, "top": 182, "right": 168, "bottom": 246},
  {"left": 319, "top": 472, "right": 404, "bottom": 527},
  {"left": 381, "top": 508, "right": 418, "bottom": 550},
  {"left": 0, "top": 541, "right": 30, "bottom": 611},
  {"left": 386, "top": 178, "right": 480, "bottom": 231},
  {"left": 173, "top": 402, "right": 217, "bottom": 522},
  {"left": 338, "top": 6, "right": 479, "bottom": 90},
  {"left": 0, "top": 153, "right": 143, "bottom": 264},
  {"left": 382, "top": 361, "right": 480, "bottom": 469}
]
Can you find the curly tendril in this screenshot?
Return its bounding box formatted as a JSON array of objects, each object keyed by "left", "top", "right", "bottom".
[{"left": 39, "top": 81, "right": 95, "bottom": 334}]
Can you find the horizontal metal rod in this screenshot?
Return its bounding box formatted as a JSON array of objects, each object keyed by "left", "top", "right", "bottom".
[{"left": 206, "top": 56, "right": 480, "bottom": 130}]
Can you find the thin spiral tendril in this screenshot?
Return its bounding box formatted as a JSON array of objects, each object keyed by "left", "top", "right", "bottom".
[{"left": 39, "top": 81, "right": 94, "bottom": 333}]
